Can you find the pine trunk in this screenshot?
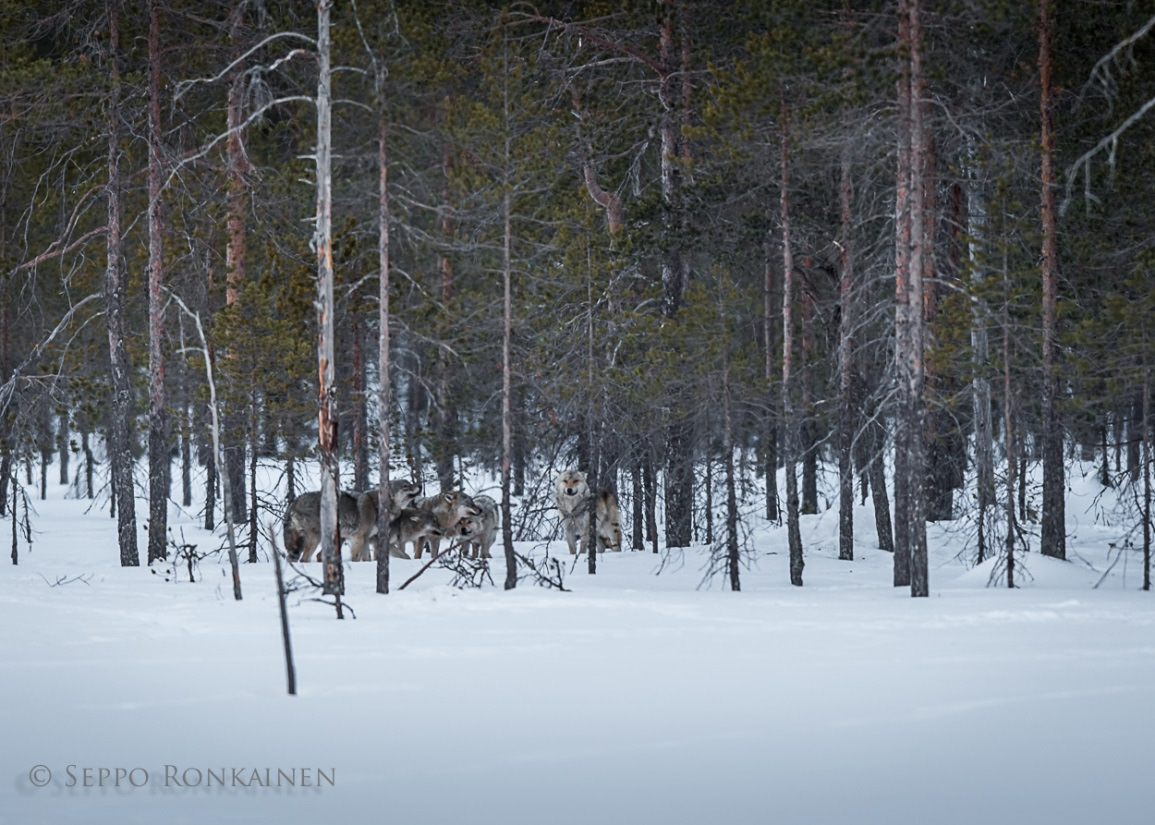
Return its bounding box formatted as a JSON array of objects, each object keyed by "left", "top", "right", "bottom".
[
  {"left": 907, "top": 0, "right": 929, "bottom": 598},
  {"left": 1004, "top": 265, "right": 1016, "bottom": 590},
  {"left": 837, "top": 138, "right": 855, "bottom": 561},
  {"left": 58, "top": 412, "right": 69, "bottom": 487},
  {"left": 106, "top": 0, "right": 138, "bottom": 568},
  {"left": 763, "top": 244, "right": 780, "bottom": 523},
  {"left": 146, "top": 0, "right": 168, "bottom": 565},
  {"left": 351, "top": 289, "right": 369, "bottom": 492},
  {"left": 644, "top": 449, "right": 658, "bottom": 553},
  {"left": 435, "top": 143, "right": 456, "bottom": 491},
  {"left": 1039, "top": 0, "right": 1066, "bottom": 560},
  {"left": 721, "top": 293, "right": 740, "bottom": 591},
  {"left": 867, "top": 424, "right": 895, "bottom": 553},
  {"left": 315, "top": 0, "right": 342, "bottom": 604},
  {"left": 501, "top": 31, "right": 517, "bottom": 590},
  {"left": 223, "top": 0, "right": 249, "bottom": 526},
  {"left": 781, "top": 129, "right": 804, "bottom": 587},
  {"left": 585, "top": 250, "right": 598, "bottom": 577},
  {"left": 893, "top": 0, "right": 912, "bottom": 589},
  {"left": 1142, "top": 357, "right": 1150, "bottom": 592},
  {"left": 375, "top": 81, "right": 393, "bottom": 596}
]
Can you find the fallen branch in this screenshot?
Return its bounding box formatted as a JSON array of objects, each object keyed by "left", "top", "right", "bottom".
[
  {"left": 515, "top": 552, "right": 569, "bottom": 591},
  {"left": 397, "top": 540, "right": 470, "bottom": 591}
]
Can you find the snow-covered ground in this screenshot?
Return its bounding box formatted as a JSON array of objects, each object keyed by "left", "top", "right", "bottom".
[{"left": 1, "top": 460, "right": 1152, "bottom": 825}]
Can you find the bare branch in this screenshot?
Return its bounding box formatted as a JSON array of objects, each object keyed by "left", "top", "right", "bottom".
[
  {"left": 1061, "top": 93, "right": 1155, "bottom": 215},
  {"left": 173, "top": 36, "right": 315, "bottom": 102}
]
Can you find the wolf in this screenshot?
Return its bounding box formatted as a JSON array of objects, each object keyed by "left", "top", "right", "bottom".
[
  {"left": 283, "top": 478, "right": 421, "bottom": 563},
  {"left": 411, "top": 491, "right": 482, "bottom": 559},
  {"left": 372, "top": 478, "right": 423, "bottom": 517},
  {"left": 554, "top": 469, "right": 623, "bottom": 554},
  {"left": 282, "top": 490, "right": 362, "bottom": 563},
  {"left": 379, "top": 508, "right": 444, "bottom": 560},
  {"left": 342, "top": 478, "right": 425, "bottom": 561},
  {"left": 458, "top": 494, "right": 499, "bottom": 559}
]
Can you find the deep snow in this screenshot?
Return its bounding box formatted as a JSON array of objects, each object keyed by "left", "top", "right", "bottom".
[{"left": 1, "top": 459, "right": 1152, "bottom": 825}]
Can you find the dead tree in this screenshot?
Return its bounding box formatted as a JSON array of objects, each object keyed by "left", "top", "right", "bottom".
[{"left": 314, "top": 0, "right": 343, "bottom": 608}]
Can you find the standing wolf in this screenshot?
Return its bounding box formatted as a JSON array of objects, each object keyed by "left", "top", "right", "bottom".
[
  {"left": 554, "top": 469, "right": 623, "bottom": 554},
  {"left": 458, "top": 494, "right": 499, "bottom": 559},
  {"left": 381, "top": 508, "right": 444, "bottom": 560},
  {"left": 410, "top": 491, "right": 482, "bottom": 559},
  {"left": 282, "top": 478, "right": 421, "bottom": 563}
]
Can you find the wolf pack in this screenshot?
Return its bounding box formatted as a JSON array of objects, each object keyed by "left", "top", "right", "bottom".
[{"left": 282, "top": 469, "right": 621, "bottom": 564}]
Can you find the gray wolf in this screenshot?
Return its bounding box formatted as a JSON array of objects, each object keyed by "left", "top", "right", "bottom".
[
  {"left": 411, "top": 491, "right": 482, "bottom": 559},
  {"left": 458, "top": 494, "right": 499, "bottom": 559},
  {"left": 554, "top": 469, "right": 622, "bottom": 554},
  {"left": 381, "top": 508, "right": 444, "bottom": 560},
  {"left": 283, "top": 478, "right": 421, "bottom": 562}
]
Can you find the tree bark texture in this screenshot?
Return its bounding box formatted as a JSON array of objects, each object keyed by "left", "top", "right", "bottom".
[
  {"left": 315, "top": 0, "right": 342, "bottom": 602},
  {"left": 501, "top": 31, "right": 517, "bottom": 589},
  {"left": 907, "top": 0, "right": 929, "bottom": 598},
  {"left": 837, "top": 138, "right": 855, "bottom": 561},
  {"left": 781, "top": 131, "right": 804, "bottom": 587},
  {"left": 146, "top": 0, "right": 168, "bottom": 564},
  {"left": 763, "top": 244, "right": 780, "bottom": 523},
  {"left": 375, "top": 83, "right": 393, "bottom": 596},
  {"left": 721, "top": 292, "right": 740, "bottom": 591},
  {"left": 1039, "top": 0, "right": 1066, "bottom": 561},
  {"left": 105, "top": 0, "right": 139, "bottom": 567},
  {"left": 223, "top": 0, "right": 251, "bottom": 526}
]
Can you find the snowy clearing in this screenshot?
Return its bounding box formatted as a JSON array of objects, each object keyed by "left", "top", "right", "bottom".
[{"left": 1, "top": 464, "right": 1152, "bottom": 825}]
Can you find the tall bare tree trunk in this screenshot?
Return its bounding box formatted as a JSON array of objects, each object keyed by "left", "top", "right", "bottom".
[
  {"left": 223, "top": 0, "right": 250, "bottom": 526},
  {"left": 867, "top": 417, "right": 894, "bottom": 553},
  {"left": 907, "top": 0, "right": 929, "bottom": 598},
  {"left": 892, "top": 0, "right": 913, "bottom": 589},
  {"left": 146, "top": 0, "right": 168, "bottom": 564},
  {"left": 720, "top": 282, "right": 740, "bottom": 591},
  {"left": 781, "top": 126, "right": 804, "bottom": 587},
  {"left": 1003, "top": 240, "right": 1016, "bottom": 590},
  {"left": 0, "top": 174, "right": 9, "bottom": 516},
  {"left": 351, "top": 287, "right": 369, "bottom": 492},
  {"left": 1039, "top": 0, "right": 1066, "bottom": 561},
  {"left": 315, "top": 0, "right": 342, "bottom": 606},
  {"left": 1143, "top": 354, "right": 1151, "bottom": 592},
  {"left": 585, "top": 250, "right": 598, "bottom": 577},
  {"left": 763, "top": 242, "right": 780, "bottom": 523},
  {"left": 106, "top": 0, "right": 138, "bottom": 567},
  {"left": 966, "top": 139, "right": 995, "bottom": 564},
  {"left": 434, "top": 138, "right": 456, "bottom": 491},
  {"left": 374, "top": 62, "right": 393, "bottom": 596},
  {"left": 644, "top": 448, "right": 658, "bottom": 553},
  {"left": 500, "top": 27, "right": 517, "bottom": 589},
  {"left": 801, "top": 282, "right": 818, "bottom": 515},
  {"left": 837, "top": 138, "right": 855, "bottom": 561}
]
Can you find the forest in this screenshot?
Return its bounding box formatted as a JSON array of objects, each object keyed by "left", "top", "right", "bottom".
[{"left": 1, "top": 0, "right": 1153, "bottom": 595}]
